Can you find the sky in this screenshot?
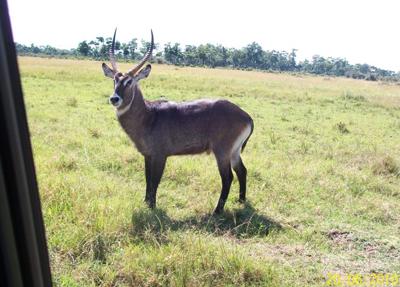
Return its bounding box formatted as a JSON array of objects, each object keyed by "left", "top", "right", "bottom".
[{"left": 7, "top": 0, "right": 400, "bottom": 71}]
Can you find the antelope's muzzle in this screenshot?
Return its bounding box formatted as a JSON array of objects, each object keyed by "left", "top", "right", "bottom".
[{"left": 109, "top": 94, "right": 122, "bottom": 107}]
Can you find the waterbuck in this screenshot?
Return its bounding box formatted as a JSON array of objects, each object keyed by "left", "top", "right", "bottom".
[{"left": 101, "top": 29, "right": 254, "bottom": 214}]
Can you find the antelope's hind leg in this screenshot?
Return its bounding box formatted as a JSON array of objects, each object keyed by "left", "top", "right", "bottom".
[
  {"left": 230, "top": 124, "right": 251, "bottom": 203},
  {"left": 231, "top": 152, "right": 247, "bottom": 203},
  {"left": 214, "top": 153, "right": 233, "bottom": 214}
]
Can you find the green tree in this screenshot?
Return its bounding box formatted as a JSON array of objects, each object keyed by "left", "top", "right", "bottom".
[
  {"left": 164, "top": 43, "right": 183, "bottom": 65},
  {"left": 127, "top": 38, "right": 138, "bottom": 60},
  {"left": 77, "top": 41, "right": 90, "bottom": 56}
]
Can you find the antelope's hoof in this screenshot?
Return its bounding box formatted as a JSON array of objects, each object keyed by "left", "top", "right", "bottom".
[{"left": 145, "top": 201, "right": 156, "bottom": 209}]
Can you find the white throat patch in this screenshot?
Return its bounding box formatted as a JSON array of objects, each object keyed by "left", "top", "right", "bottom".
[{"left": 116, "top": 94, "right": 135, "bottom": 117}]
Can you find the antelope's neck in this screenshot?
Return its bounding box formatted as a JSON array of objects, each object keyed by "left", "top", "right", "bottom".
[{"left": 117, "top": 87, "right": 152, "bottom": 138}]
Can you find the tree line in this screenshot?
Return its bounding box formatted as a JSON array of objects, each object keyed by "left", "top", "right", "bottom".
[{"left": 15, "top": 37, "right": 400, "bottom": 82}]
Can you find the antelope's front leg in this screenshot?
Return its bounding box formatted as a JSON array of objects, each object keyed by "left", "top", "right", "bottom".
[
  {"left": 144, "top": 155, "right": 166, "bottom": 209},
  {"left": 144, "top": 156, "right": 152, "bottom": 204}
]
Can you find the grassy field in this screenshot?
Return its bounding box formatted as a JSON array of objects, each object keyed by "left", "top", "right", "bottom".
[{"left": 20, "top": 56, "right": 400, "bottom": 286}]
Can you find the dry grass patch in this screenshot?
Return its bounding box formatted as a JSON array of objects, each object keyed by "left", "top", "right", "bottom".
[{"left": 372, "top": 155, "right": 399, "bottom": 176}]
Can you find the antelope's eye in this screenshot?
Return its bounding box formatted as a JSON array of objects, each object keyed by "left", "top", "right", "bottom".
[{"left": 123, "top": 78, "right": 132, "bottom": 87}]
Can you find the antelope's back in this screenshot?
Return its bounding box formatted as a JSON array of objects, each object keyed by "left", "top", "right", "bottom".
[{"left": 149, "top": 99, "right": 252, "bottom": 155}]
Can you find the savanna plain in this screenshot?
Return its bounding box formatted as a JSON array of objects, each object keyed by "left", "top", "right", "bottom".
[{"left": 20, "top": 57, "right": 400, "bottom": 286}]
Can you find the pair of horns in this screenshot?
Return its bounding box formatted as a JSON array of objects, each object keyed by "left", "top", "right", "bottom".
[{"left": 109, "top": 28, "right": 154, "bottom": 76}]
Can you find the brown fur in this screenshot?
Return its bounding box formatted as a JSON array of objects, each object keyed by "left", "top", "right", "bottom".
[{"left": 104, "top": 66, "right": 253, "bottom": 214}]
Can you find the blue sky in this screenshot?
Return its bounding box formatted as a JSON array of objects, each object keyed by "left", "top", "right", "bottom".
[{"left": 8, "top": 0, "right": 400, "bottom": 71}]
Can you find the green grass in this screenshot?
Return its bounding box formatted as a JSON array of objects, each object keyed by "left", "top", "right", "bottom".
[{"left": 20, "top": 56, "right": 400, "bottom": 286}]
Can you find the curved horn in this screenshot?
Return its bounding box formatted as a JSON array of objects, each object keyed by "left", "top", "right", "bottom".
[
  {"left": 128, "top": 29, "right": 154, "bottom": 76},
  {"left": 109, "top": 28, "right": 118, "bottom": 72}
]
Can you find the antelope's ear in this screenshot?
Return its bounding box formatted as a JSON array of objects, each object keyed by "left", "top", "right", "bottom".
[
  {"left": 135, "top": 64, "right": 152, "bottom": 81},
  {"left": 102, "top": 63, "right": 115, "bottom": 78}
]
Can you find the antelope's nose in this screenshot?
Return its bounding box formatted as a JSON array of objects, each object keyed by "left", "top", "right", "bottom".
[{"left": 109, "top": 96, "right": 120, "bottom": 105}]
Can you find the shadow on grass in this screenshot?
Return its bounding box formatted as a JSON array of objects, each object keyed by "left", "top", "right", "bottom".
[{"left": 131, "top": 202, "right": 282, "bottom": 241}]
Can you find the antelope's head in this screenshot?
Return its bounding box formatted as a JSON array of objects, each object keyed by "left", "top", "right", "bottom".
[{"left": 102, "top": 29, "right": 154, "bottom": 109}]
